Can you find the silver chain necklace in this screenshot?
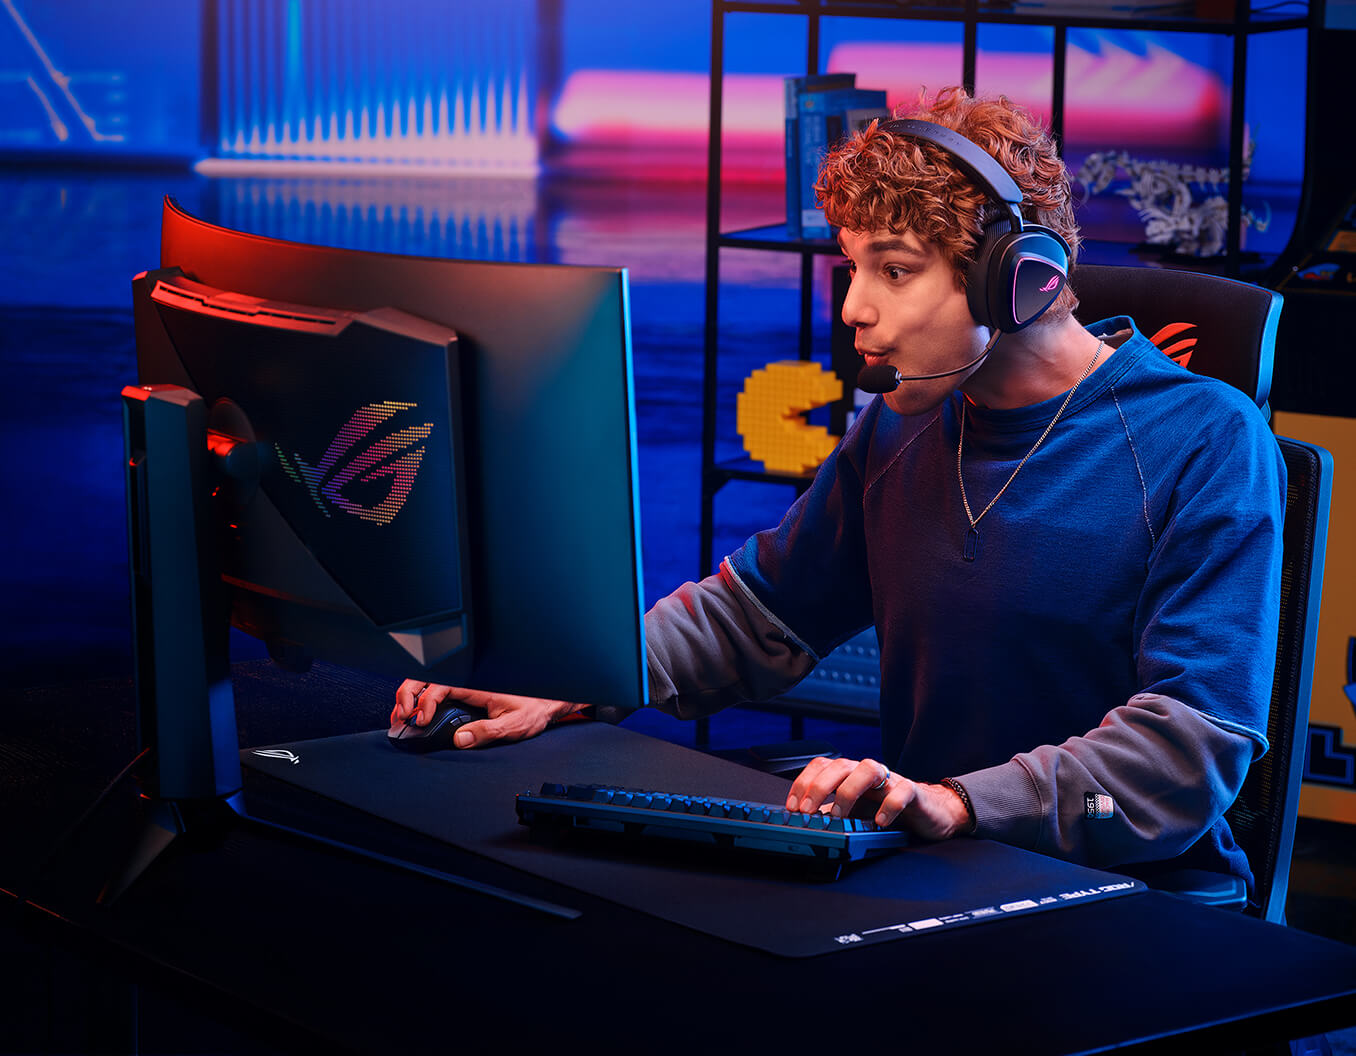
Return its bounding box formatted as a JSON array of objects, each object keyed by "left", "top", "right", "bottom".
[{"left": 956, "top": 339, "right": 1105, "bottom": 562}]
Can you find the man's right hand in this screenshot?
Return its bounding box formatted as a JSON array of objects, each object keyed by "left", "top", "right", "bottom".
[{"left": 390, "top": 681, "right": 584, "bottom": 749}]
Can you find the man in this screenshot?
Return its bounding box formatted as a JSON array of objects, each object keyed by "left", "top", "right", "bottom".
[{"left": 393, "top": 88, "right": 1284, "bottom": 890}]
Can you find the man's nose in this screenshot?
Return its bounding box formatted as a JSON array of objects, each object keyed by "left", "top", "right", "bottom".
[{"left": 841, "top": 276, "right": 876, "bottom": 329}]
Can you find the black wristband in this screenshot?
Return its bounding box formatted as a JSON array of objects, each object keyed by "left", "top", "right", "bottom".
[{"left": 940, "top": 777, "right": 977, "bottom": 834}]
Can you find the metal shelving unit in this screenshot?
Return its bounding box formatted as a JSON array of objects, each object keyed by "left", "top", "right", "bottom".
[{"left": 700, "top": 0, "right": 1316, "bottom": 580}]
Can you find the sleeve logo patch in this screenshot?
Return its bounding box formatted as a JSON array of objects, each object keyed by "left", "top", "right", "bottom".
[{"left": 1085, "top": 793, "right": 1115, "bottom": 820}]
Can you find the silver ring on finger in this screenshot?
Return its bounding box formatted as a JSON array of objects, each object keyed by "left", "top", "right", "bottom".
[{"left": 871, "top": 765, "right": 891, "bottom": 791}]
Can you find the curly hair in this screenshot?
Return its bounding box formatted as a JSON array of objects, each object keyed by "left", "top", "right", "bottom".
[{"left": 816, "top": 87, "right": 1080, "bottom": 321}]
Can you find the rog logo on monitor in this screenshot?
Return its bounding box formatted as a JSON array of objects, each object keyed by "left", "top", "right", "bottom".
[{"left": 274, "top": 401, "right": 434, "bottom": 526}]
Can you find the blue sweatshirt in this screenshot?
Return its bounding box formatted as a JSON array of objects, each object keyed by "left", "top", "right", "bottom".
[{"left": 644, "top": 320, "right": 1285, "bottom": 885}]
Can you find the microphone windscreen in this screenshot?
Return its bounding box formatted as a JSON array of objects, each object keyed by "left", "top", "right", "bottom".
[{"left": 857, "top": 363, "right": 902, "bottom": 393}]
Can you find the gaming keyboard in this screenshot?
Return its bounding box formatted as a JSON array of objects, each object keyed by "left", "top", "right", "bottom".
[{"left": 515, "top": 782, "right": 908, "bottom": 871}]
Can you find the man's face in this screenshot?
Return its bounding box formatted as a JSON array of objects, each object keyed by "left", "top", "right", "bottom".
[{"left": 838, "top": 227, "right": 989, "bottom": 417}]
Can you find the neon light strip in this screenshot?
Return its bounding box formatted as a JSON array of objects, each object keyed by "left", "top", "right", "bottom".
[{"left": 215, "top": 0, "right": 537, "bottom": 172}]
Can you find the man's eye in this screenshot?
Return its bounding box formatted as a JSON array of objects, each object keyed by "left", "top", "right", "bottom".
[{"left": 884, "top": 266, "right": 907, "bottom": 280}]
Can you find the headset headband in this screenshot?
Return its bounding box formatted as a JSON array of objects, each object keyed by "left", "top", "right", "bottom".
[{"left": 878, "top": 118, "right": 1026, "bottom": 231}]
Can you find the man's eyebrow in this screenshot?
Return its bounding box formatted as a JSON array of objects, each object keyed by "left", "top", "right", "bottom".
[
  {"left": 836, "top": 234, "right": 929, "bottom": 259},
  {"left": 864, "top": 238, "right": 927, "bottom": 257}
]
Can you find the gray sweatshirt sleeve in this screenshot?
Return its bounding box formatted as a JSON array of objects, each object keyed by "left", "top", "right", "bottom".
[
  {"left": 642, "top": 561, "right": 819, "bottom": 721},
  {"left": 957, "top": 692, "right": 1256, "bottom": 868}
]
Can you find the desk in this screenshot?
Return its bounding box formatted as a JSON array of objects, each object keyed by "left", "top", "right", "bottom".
[{"left": 5, "top": 667, "right": 1356, "bottom": 1055}]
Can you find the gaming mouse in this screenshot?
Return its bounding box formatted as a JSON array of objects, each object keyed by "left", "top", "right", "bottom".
[{"left": 387, "top": 698, "right": 479, "bottom": 753}]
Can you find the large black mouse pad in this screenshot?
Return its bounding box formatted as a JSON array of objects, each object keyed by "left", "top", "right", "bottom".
[{"left": 242, "top": 723, "right": 1144, "bottom": 957}]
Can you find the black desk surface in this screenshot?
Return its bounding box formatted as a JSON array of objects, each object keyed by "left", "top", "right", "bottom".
[
  {"left": 240, "top": 722, "right": 1155, "bottom": 958},
  {"left": 5, "top": 664, "right": 1356, "bottom": 1055}
]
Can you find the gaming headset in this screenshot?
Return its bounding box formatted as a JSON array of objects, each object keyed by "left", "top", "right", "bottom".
[{"left": 879, "top": 118, "right": 1070, "bottom": 334}]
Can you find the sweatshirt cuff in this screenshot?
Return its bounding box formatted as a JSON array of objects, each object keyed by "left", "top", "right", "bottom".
[{"left": 956, "top": 759, "right": 1045, "bottom": 849}]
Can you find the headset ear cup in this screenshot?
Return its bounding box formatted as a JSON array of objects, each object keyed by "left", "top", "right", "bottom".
[
  {"left": 977, "top": 226, "right": 1070, "bottom": 333},
  {"left": 966, "top": 221, "right": 1008, "bottom": 330}
]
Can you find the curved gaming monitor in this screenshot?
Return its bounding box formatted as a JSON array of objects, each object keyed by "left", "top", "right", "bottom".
[{"left": 128, "top": 198, "right": 646, "bottom": 805}]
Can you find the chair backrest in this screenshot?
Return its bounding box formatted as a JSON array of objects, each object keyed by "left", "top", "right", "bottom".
[
  {"left": 1076, "top": 264, "right": 1331, "bottom": 923},
  {"left": 1073, "top": 263, "right": 1280, "bottom": 415},
  {"left": 1227, "top": 436, "right": 1332, "bottom": 923}
]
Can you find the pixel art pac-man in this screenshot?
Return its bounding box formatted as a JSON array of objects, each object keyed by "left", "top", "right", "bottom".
[{"left": 736, "top": 360, "right": 843, "bottom": 475}]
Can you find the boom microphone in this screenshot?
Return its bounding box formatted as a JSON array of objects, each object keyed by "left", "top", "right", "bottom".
[
  {"left": 854, "top": 331, "right": 1002, "bottom": 393},
  {"left": 857, "top": 363, "right": 905, "bottom": 393}
]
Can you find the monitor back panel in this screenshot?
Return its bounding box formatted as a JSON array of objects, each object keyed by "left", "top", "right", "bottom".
[{"left": 153, "top": 199, "right": 647, "bottom": 713}]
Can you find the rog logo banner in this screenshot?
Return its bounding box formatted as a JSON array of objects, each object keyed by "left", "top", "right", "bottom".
[{"left": 275, "top": 401, "right": 434, "bottom": 526}]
